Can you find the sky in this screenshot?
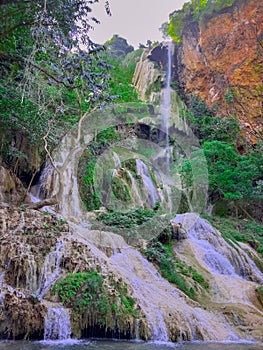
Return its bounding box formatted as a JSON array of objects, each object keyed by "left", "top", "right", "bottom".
[{"left": 89, "top": 0, "right": 187, "bottom": 48}]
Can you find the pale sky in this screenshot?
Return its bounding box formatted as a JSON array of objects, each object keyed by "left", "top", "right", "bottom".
[{"left": 90, "top": 0, "right": 187, "bottom": 48}]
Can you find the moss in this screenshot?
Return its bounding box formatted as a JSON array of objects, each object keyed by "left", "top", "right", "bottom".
[
  {"left": 256, "top": 286, "right": 263, "bottom": 306},
  {"left": 98, "top": 208, "right": 155, "bottom": 229},
  {"left": 112, "top": 176, "right": 131, "bottom": 202},
  {"left": 142, "top": 237, "right": 208, "bottom": 299},
  {"left": 123, "top": 158, "right": 137, "bottom": 175},
  {"left": 52, "top": 272, "right": 140, "bottom": 334}
]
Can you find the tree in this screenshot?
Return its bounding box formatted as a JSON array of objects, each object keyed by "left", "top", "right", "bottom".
[
  {"left": 0, "top": 0, "right": 112, "bottom": 180},
  {"left": 203, "top": 141, "right": 262, "bottom": 217}
]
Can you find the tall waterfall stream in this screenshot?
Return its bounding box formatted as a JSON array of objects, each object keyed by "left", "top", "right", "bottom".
[{"left": 24, "top": 43, "right": 263, "bottom": 344}]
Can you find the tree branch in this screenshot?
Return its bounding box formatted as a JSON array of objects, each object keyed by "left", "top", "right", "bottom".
[
  {"left": 26, "top": 196, "right": 58, "bottom": 210},
  {"left": 0, "top": 21, "right": 37, "bottom": 40},
  {"left": 0, "top": 50, "right": 82, "bottom": 90},
  {"left": 43, "top": 123, "right": 59, "bottom": 174}
]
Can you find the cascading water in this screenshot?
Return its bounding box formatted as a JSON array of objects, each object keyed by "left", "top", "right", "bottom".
[
  {"left": 25, "top": 46, "right": 263, "bottom": 342},
  {"left": 36, "top": 239, "right": 64, "bottom": 300},
  {"left": 44, "top": 306, "right": 71, "bottom": 340},
  {"left": 173, "top": 213, "right": 263, "bottom": 282},
  {"left": 109, "top": 246, "right": 239, "bottom": 342},
  {"left": 30, "top": 165, "right": 55, "bottom": 201},
  {"left": 126, "top": 170, "right": 144, "bottom": 207},
  {"left": 162, "top": 41, "right": 172, "bottom": 174},
  {"left": 16, "top": 244, "right": 37, "bottom": 292},
  {"left": 173, "top": 213, "right": 263, "bottom": 316},
  {"left": 113, "top": 152, "right": 122, "bottom": 169},
  {"left": 136, "top": 159, "right": 159, "bottom": 208}
]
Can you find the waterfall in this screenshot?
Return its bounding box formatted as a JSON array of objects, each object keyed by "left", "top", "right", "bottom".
[
  {"left": 30, "top": 165, "right": 55, "bottom": 201},
  {"left": 110, "top": 246, "right": 238, "bottom": 342},
  {"left": 13, "top": 212, "right": 25, "bottom": 234},
  {"left": 0, "top": 268, "right": 7, "bottom": 305},
  {"left": 44, "top": 306, "right": 71, "bottom": 340},
  {"left": 162, "top": 41, "right": 172, "bottom": 174},
  {"left": 0, "top": 259, "right": 10, "bottom": 287},
  {"left": 136, "top": 159, "right": 158, "bottom": 208},
  {"left": 110, "top": 248, "right": 169, "bottom": 341},
  {"left": 113, "top": 152, "right": 121, "bottom": 169},
  {"left": 0, "top": 258, "right": 26, "bottom": 301},
  {"left": 173, "top": 213, "right": 263, "bottom": 282},
  {"left": 126, "top": 170, "right": 144, "bottom": 207},
  {"left": 134, "top": 318, "right": 140, "bottom": 340},
  {"left": 16, "top": 244, "right": 37, "bottom": 292},
  {"left": 0, "top": 272, "right": 5, "bottom": 286},
  {"left": 36, "top": 240, "right": 64, "bottom": 300},
  {"left": 24, "top": 62, "right": 263, "bottom": 340}
]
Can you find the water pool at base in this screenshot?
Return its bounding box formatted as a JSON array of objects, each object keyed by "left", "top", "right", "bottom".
[{"left": 0, "top": 340, "right": 262, "bottom": 350}]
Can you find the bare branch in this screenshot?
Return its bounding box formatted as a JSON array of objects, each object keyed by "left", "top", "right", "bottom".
[
  {"left": 43, "top": 123, "right": 59, "bottom": 174},
  {"left": 0, "top": 50, "right": 82, "bottom": 90},
  {"left": 0, "top": 21, "right": 37, "bottom": 40},
  {"left": 26, "top": 196, "right": 58, "bottom": 209}
]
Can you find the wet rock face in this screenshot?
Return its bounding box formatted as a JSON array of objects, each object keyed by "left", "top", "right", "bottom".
[
  {"left": 0, "top": 292, "right": 46, "bottom": 340},
  {"left": 0, "top": 205, "right": 142, "bottom": 341},
  {"left": 0, "top": 205, "right": 68, "bottom": 339},
  {"left": 176, "top": 0, "right": 263, "bottom": 143},
  {"left": 0, "top": 206, "right": 67, "bottom": 288},
  {"left": 1, "top": 203, "right": 263, "bottom": 342},
  {"left": 0, "top": 166, "right": 25, "bottom": 204},
  {"left": 134, "top": 1, "right": 262, "bottom": 143}
]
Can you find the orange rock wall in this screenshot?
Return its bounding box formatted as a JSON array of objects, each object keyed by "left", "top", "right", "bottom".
[{"left": 178, "top": 0, "right": 263, "bottom": 142}]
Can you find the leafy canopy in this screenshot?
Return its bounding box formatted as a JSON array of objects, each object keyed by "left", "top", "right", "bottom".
[
  {"left": 165, "top": 0, "right": 236, "bottom": 43},
  {"left": 0, "top": 0, "right": 112, "bottom": 173}
]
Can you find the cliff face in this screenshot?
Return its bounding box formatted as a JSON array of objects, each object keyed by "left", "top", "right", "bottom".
[
  {"left": 134, "top": 1, "right": 262, "bottom": 143},
  {"left": 176, "top": 0, "right": 263, "bottom": 143}
]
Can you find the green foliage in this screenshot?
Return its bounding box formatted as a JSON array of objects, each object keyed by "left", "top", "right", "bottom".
[
  {"left": 106, "top": 55, "right": 141, "bottom": 102},
  {"left": 203, "top": 141, "right": 262, "bottom": 203},
  {"left": 256, "top": 286, "right": 263, "bottom": 305},
  {"left": 98, "top": 208, "right": 155, "bottom": 228},
  {"left": 52, "top": 272, "right": 103, "bottom": 306},
  {"left": 101, "top": 43, "right": 142, "bottom": 103},
  {"left": 142, "top": 238, "right": 208, "bottom": 298},
  {"left": 182, "top": 95, "right": 240, "bottom": 144},
  {"left": 167, "top": 0, "right": 236, "bottom": 43},
  {"left": 52, "top": 272, "right": 139, "bottom": 327},
  {"left": 203, "top": 215, "right": 263, "bottom": 259},
  {"left": 204, "top": 0, "right": 235, "bottom": 16},
  {"left": 179, "top": 96, "right": 262, "bottom": 218},
  {"left": 168, "top": 11, "right": 184, "bottom": 43},
  {"left": 104, "top": 35, "right": 134, "bottom": 59},
  {"left": 0, "top": 0, "right": 113, "bottom": 176},
  {"left": 224, "top": 88, "right": 235, "bottom": 104},
  {"left": 79, "top": 127, "right": 121, "bottom": 211},
  {"left": 112, "top": 177, "right": 131, "bottom": 202}
]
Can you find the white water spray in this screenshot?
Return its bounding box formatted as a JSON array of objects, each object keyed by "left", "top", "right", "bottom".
[
  {"left": 44, "top": 306, "right": 71, "bottom": 340},
  {"left": 136, "top": 159, "right": 159, "bottom": 208},
  {"left": 162, "top": 41, "right": 172, "bottom": 173},
  {"left": 36, "top": 240, "right": 64, "bottom": 300}
]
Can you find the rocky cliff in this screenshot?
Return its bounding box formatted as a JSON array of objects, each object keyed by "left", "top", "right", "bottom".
[
  {"left": 1, "top": 166, "right": 263, "bottom": 342},
  {"left": 2, "top": 201, "right": 263, "bottom": 341},
  {"left": 134, "top": 0, "right": 263, "bottom": 143}
]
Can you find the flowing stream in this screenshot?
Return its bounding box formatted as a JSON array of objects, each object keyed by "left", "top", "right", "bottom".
[
  {"left": 173, "top": 213, "right": 263, "bottom": 283},
  {"left": 44, "top": 306, "right": 71, "bottom": 341},
  {"left": 136, "top": 159, "right": 159, "bottom": 208},
  {"left": 36, "top": 240, "right": 64, "bottom": 300}
]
